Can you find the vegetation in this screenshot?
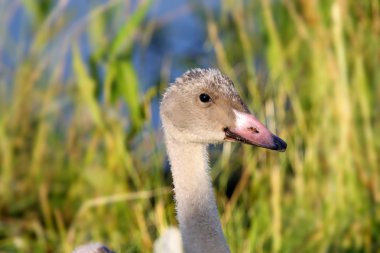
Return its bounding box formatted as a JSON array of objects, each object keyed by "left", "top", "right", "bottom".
[{"left": 0, "top": 0, "right": 379, "bottom": 252}]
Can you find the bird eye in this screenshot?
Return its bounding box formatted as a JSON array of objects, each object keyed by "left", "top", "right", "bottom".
[{"left": 199, "top": 93, "right": 211, "bottom": 103}]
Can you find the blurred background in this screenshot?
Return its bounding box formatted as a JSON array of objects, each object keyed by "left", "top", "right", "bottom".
[{"left": 0, "top": 0, "right": 379, "bottom": 252}]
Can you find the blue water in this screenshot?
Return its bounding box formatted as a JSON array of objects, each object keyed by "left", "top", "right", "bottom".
[
  {"left": 1, "top": 0, "right": 219, "bottom": 81},
  {"left": 0, "top": 0, "right": 220, "bottom": 127}
]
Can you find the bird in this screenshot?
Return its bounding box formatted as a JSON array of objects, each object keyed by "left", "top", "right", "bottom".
[
  {"left": 159, "top": 68, "right": 286, "bottom": 253},
  {"left": 72, "top": 68, "right": 287, "bottom": 253}
]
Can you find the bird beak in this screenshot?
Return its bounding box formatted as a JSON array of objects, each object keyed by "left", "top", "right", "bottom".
[{"left": 224, "top": 110, "right": 287, "bottom": 152}]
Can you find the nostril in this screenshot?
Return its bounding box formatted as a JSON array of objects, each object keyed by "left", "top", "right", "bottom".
[{"left": 248, "top": 126, "right": 259, "bottom": 134}]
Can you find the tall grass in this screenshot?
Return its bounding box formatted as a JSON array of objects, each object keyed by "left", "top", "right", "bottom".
[{"left": 0, "top": 0, "right": 379, "bottom": 253}]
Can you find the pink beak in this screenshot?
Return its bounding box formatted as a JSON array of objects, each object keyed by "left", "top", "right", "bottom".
[{"left": 224, "top": 110, "right": 287, "bottom": 152}]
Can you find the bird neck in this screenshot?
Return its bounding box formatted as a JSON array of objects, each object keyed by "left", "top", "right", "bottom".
[{"left": 164, "top": 136, "right": 230, "bottom": 253}]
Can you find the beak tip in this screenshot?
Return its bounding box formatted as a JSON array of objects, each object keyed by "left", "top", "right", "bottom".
[{"left": 272, "top": 135, "right": 287, "bottom": 152}]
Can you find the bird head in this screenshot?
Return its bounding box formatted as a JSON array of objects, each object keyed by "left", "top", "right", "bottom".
[{"left": 160, "top": 68, "right": 287, "bottom": 152}]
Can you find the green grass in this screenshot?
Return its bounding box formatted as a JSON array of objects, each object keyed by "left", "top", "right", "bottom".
[{"left": 0, "top": 0, "right": 379, "bottom": 252}]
